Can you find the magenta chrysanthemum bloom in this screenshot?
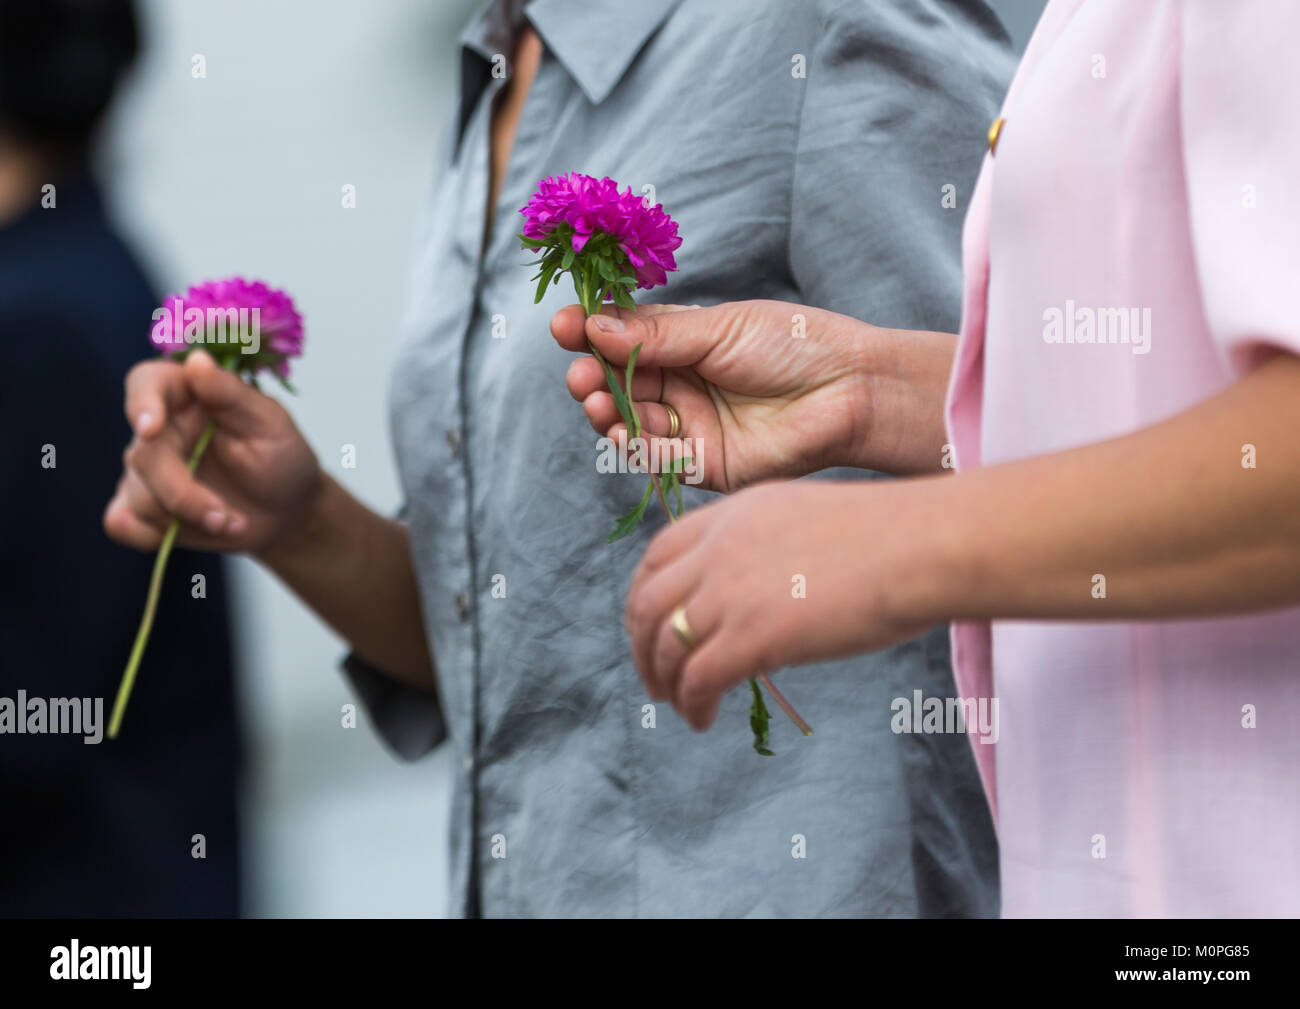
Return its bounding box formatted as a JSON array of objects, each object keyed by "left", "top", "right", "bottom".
[
  {"left": 520, "top": 172, "right": 681, "bottom": 290},
  {"left": 150, "top": 277, "right": 304, "bottom": 380}
]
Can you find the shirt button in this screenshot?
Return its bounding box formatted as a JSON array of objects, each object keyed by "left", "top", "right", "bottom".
[
  {"left": 447, "top": 428, "right": 462, "bottom": 458},
  {"left": 455, "top": 591, "right": 471, "bottom": 622}
]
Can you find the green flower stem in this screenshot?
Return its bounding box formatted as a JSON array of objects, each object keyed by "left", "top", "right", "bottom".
[
  {"left": 576, "top": 267, "right": 811, "bottom": 740},
  {"left": 639, "top": 416, "right": 809, "bottom": 738},
  {"left": 107, "top": 417, "right": 218, "bottom": 739}
]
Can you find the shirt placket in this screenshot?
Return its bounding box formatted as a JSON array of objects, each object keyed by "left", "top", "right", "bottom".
[
  {"left": 466, "top": 49, "right": 569, "bottom": 917},
  {"left": 448, "top": 74, "right": 507, "bottom": 917}
]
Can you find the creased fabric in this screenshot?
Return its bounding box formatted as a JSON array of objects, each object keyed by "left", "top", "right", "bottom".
[{"left": 351, "top": 0, "right": 1014, "bottom": 917}]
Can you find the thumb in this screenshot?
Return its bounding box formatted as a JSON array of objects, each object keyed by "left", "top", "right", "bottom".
[
  {"left": 184, "top": 350, "right": 279, "bottom": 436},
  {"left": 584, "top": 303, "right": 714, "bottom": 369}
]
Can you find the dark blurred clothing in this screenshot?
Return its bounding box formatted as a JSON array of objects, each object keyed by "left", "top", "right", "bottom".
[{"left": 0, "top": 174, "right": 241, "bottom": 917}]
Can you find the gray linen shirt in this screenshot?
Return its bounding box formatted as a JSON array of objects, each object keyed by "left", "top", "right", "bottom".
[{"left": 347, "top": 0, "right": 1016, "bottom": 917}]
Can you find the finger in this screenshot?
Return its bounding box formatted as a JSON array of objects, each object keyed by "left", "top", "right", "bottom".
[
  {"left": 583, "top": 401, "right": 680, "bottom": 444},
  {"left": 120, "top": 467, "right": 172, "bottom": 530},
  {"left": 565, "top": 355, "right": 662, "bottom": 403},
  {"left": 103, "top": 483, "right": 165, "bottom": 552},
  {"left": 183, "top": 350, "right": 282, "bottom": 437},
  {"left": 578, "top": 387, "right": 691, "bottom": 440},
  {"left": 626, "top": 542, "right": 710, "bottom": 690},
  {"left": 125, "top": 359, "right": 194, "bottom": 439},
  {"left": 675, "top": 632, "right": 755, "bottom": 731},
  {"left": 649, "top": 591, "right": 721, "bottom": 706},
  {"left": 676, "top": 623, "right": 784, "bottom": 731},
  {"left": 582, "top": 393, "right": 625, "bottom": 437},
  {"left": 552, "top": 302, "right": 695, "bottom": 354},
  {"left": 632, "top": 400, "right": 678, "bottom": 438},
  {"left": 124, "top": 433, "right": 239, "bottom": 535},
  {"left": 165, "top": 400, "right": 220, "bottom": 456},
  {"left": 628, "top": 559, "right": 699, "bottom": 695},
  {"left": 631, "top": 504, "right": 713, "bottom": 590},
  {"left": 550, "top": 304, "right": 589, "bottom": 352},
  {"left": 585, "top": 303, "right": 721, "bottom": 369}
]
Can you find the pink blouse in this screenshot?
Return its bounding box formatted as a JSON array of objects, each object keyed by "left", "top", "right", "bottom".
[{"left": 945, "top": 0, "right": 1300, "bottom": 916}]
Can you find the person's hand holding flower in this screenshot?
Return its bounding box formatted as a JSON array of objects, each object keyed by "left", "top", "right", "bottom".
[
  {"left": 105, "top": 278, "right": 313, "bottom": 736},
  {"left": 522, "top": 174, "right": 814, "bottom": 752},
  {"left": 551, "top": 300, "right": 958, "bottom": 492}
]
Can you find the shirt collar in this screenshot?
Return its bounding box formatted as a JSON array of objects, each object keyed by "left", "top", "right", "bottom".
[
  {"left": 524, "top": 0, "right": 683, "bottom": 105},
  {"left": 459, "top": 0, "right": 683, "bottom": 109}
]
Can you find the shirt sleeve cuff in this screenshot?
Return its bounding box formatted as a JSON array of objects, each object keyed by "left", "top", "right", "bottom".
[{"left": 340, "top": 651, "right": 447, "bottom": 760}]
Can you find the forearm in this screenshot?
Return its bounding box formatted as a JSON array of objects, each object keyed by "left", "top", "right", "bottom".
[
  {"left": 257, "top": 474, "right": 436, "bottom": 691},
  {"left": 892, "top": 353, "right": 1300, "bottom": 625}
]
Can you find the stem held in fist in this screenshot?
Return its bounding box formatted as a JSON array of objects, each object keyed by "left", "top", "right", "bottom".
[
  {"left": 112, "top": 278, "right": 304, "bottom": 738},
  {"left": 520, "top": 174, "right": 809, "bottom": 752},
  {"left": 108, "top": 419, "right": 217, "bottom": 739},
  {"left": 579, "top": 271, "right": 812, "bottom": 751}
]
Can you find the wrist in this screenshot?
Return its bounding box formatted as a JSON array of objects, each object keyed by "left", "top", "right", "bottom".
[
  {"left": 840, "top": 327, "right": 957, "bottom": 475},
  {"left": 869, "top": 476, "right": 972, "bottom": 635},
  {"left": 254, "top": 469, "right": 339, "bottom": 574}
]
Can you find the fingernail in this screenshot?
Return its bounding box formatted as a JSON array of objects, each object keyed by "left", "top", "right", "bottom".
[
  {"left": 203, "top": 510, "right": 227, "bottom": 534},
  {"left": 226, "top": 514, "right": 247, "bottom": 537},
  {"left": 592, "top": 314, "right": 624, "bottom": 333},
  {"left": 135, "top": 412, "right": 154, "bottom": 434}
]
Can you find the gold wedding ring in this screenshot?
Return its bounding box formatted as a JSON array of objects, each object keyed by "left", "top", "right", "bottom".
[
  {"left": 662, "top": 402, "right": 680, "bottom": 440},
  {"left": 669, "top": 605, "right": 698, "bottom": 650}
]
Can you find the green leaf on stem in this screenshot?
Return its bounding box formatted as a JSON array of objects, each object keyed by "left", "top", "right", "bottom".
[
  {"left": 534, "top": 259, "right": 559, "bottom": 304},
  {"left": 661, "top": 468, "right": 678, "bottom": 516},
  {"left": 608, "top": 479, "right": 655, "bottom": 543},
  {"left": 665, "top": 456, "right": 691, "bottom": 518},
  {"left": 596, "top": 352, "right": 635, "bottom": 432}
]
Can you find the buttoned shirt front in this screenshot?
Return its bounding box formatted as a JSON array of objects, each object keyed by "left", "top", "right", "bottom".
[{"left": 350, "top": 0, "right": 1015, "bottom": 917}]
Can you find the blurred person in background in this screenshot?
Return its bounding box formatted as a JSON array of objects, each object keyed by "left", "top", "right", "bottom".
[
  {"left": 0, "top": 0, "right": 241, "bottom": 916},
  {"left": 106, "top": 0, "right": 1014, "bottom": 917}
]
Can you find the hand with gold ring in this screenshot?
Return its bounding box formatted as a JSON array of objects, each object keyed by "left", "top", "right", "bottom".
[
  {"left": 550, "top": 300, "right": 958, "bottom": 493},
  {"left": 624, "top": 479, "right": 936, "bottom": 730}
]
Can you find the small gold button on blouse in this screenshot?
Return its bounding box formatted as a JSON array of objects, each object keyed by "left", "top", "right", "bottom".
[{"left": 988, "top": 116, "right": 1006, "bottom": 155}]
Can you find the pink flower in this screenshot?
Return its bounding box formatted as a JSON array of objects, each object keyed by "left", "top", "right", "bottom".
[
  {"left": 150, "top": 277, "right": 304, "bottom": 378},
  {"left": 520, "top": 173, "right": 682, "bottom": 290}
]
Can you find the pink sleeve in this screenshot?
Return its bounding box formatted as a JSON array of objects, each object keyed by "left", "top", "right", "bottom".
[{"left": 1181, "top": 0, "right": 1300, "bottom": 373}]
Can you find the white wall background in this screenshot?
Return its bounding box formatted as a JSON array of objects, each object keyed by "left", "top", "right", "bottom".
[{"left": 99, "top": 0, "right": 1042, "bottom": 917}]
